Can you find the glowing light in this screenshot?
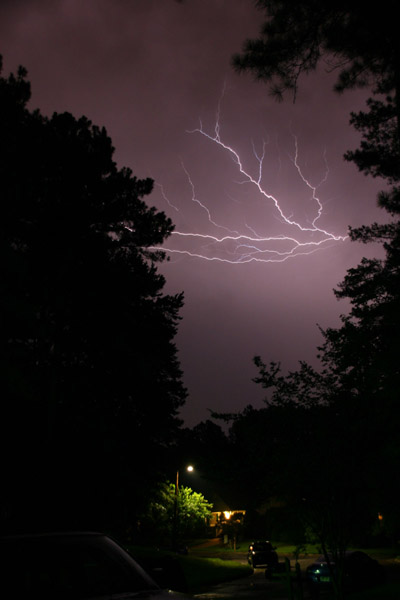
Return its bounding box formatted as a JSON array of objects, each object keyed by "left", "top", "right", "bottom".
[
  {"left": 224, "top": 511, "right": 232, "bottom": 520},
  {"left": 149, "top": 96, "right": 348, "bottom": 264}
]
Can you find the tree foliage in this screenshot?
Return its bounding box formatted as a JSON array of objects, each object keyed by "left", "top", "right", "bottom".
[
  {"left": 233, "top": 0, "right": 400, "bottom": 100},
  {"left": 142, "top": 483, "right": 213, "bottom": 542},
  {"left": 0, "top": 56, "right": 187, "bottom": 532},
  {"left": 225, "top": 3, "right": 400, "bottom": 596}
]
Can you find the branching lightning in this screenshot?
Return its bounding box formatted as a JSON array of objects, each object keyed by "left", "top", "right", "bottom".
[{"left": 149, "top": 96, "right": 348, "bottom": 264}]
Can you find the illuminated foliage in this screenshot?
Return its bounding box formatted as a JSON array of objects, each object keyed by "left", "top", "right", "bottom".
[{"left": 143, "top": 483, "right": 213, "bottom": 541}]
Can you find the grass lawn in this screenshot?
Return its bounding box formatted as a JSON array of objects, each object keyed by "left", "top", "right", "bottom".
[
  {"left": 177, "top": 555, "right": 253, "bottom": 592},
  {"left": 126, "top": 544, "right": 252, "bottom": 593}
]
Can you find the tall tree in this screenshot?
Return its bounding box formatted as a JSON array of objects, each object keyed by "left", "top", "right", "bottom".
[
  {"left": 232, "top": 3, "right": 400, "bottom": 398},
  {"left": 230, "top": 2, "right": 400, "bottom": 596},
  {"left": 319, "top": 93, "right": 400, "bottom": 544},
  {"left": 0, "top": 57, "right": 187, "bottom": 533},
  {"left": 232, "top": 0, "right": 400, "bottom": 522}
]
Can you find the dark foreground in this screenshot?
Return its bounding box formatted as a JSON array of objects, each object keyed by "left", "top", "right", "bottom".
[{"left": 190, "top": 545, "right": 400, "bottom": 600}]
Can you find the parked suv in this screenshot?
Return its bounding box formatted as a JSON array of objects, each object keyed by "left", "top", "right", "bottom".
[{"left": 247, "top": 540, "right": 278, "bottom": 569}]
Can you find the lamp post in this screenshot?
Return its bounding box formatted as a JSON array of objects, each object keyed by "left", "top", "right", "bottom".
[{"left": 172, "top": 465, "right": 193, "bottom": 548}]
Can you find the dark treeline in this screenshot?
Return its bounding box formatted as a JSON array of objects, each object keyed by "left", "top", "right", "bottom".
[
  {"left": 229, "top": 0, "right": 400, "bottom": 547},
  {"left": 0, "top": 56, "right": 187, "bottom": 534}
]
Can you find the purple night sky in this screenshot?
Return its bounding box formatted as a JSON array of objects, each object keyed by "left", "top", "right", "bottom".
[{"left": 0, "top": 0, "right": 385, "bottom": 427}]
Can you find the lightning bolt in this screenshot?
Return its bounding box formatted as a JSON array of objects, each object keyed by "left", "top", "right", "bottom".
[{"left": 149, "top": 97, "right": 347, "bottom": 264}]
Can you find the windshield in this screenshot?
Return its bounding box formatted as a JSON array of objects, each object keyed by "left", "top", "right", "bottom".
[
  {"left": 0, "top": 534, "right": 159, "bottom": 599},
  {"left": 252, "top": 542, "right": 272, "bottom": 551}
]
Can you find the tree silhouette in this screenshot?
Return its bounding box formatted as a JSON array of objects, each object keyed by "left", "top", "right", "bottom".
[
  {"left": 0, "top": 57, "right": 187, "bottom": 533},
  {"left": 227, "top": 3, "right": 400, "bottom": 597},
  {"left": 233, "top": 1, "right": 400, "bottom": 100}
]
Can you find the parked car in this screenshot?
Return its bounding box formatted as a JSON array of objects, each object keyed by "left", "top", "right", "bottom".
[
  {"left": 247, "top": 540, "right": 278, "bottom": 569},
  {"left": 0, "top": 531, "right": 191, "bottom": 599},
  {"left": 306, "top": 550, "right": 385, "bottom": 594}
]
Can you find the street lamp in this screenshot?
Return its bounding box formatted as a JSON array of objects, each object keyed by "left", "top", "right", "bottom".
[
  {"left": 172, "top": 465, "right": 194, "bottom": 548},
  {"left": 175, "top": 464, "right": 194, "bottom": 491}
]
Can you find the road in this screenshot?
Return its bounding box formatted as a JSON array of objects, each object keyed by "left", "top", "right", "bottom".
[
  {"left": 193, "top": 567, "right": 304, "bottom": 599},
  {"left": 190, "top": 540, "right": 400, "bottom": 600}
]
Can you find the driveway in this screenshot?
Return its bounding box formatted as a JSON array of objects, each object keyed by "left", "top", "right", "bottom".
[{"left": 193, "top": 567, "right": 306, "bottom": 600}]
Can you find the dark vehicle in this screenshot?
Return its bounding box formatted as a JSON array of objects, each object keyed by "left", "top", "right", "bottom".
[
  {"left": 0, "top": 531, "right": 190, "bottom": 599},
  {"left": 247, "top": 540, "right": 278, "bottom": 569},
  {"left": 306, "top": 550, "right": 385, "bottom": 594}
]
